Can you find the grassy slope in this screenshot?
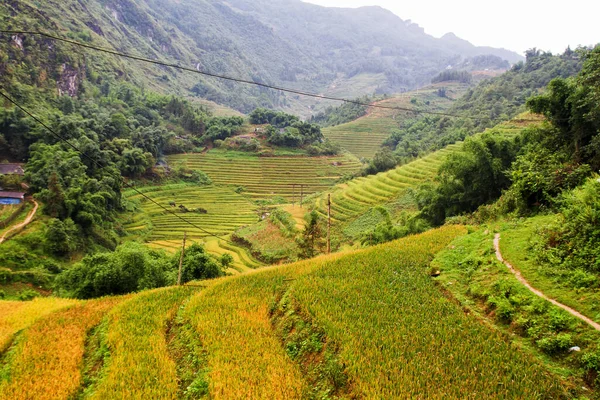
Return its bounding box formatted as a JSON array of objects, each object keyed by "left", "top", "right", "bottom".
[
  {"left": 322, "top": 83, "right": 469, "bottom": 159},
  {"left": 0, "top": 297, "right": 123, "bottom": 400},
  {"left": 500, "top": 215, "right": 600, "bottom": 324},
  {"left": 433, "top": 227, "right": 600, "bottom": 392}
]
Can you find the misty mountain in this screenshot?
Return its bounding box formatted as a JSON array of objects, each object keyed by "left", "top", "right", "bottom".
[{"left": 1, "top": 0, "right": 523, "bottom": 113}]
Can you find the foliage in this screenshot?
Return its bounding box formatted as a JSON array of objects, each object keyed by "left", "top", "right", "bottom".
[
  {"left": 361, "top": 207, "right": 429, "bottom": 245},
  {"left": 173, "top": 244, "right": 224, "bottom": 284},
  {"left": 416, "top": 134, "right": 518, "bottom": 225},
  {"left": 363, "top": 147, "right": 398, "bottom": 175},
  {"left": 534, "top": 177, "right": 600, "bottom": 275},
  {"left": 431, "top": 70, "right": 472, "bottom": 84},
  {"left": 310, "top": 96, "right": 371, "bottom": 127},
  {"left": 249, "top": 108, "right": 299, "bottom": 128},
  {"left": 297, "top": 211, "right": 325, "bottom": 259},
  {"left": 55, "top": 242, "right": 173, "bottom": 299},
  {"left": 527, "top": 46, "right": 600, "bottom": 170},
  {"left": 383, "top": 49, "right": 582, "bottom": 161}
]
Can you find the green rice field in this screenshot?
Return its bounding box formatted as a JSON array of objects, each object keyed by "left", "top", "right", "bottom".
[{"left": 168, "top": 150, "right": 362, "bottom": 200}]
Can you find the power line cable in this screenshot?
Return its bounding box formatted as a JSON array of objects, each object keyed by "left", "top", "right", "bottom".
[
  {"left": 0, "top": 88, "right": 236, "bottom": 245},
  {"left": 0, "top": 30, "right": 546, "bottom": 122}
]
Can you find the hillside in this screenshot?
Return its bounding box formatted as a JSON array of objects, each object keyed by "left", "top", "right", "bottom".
[
  {"left": 0, "top": 0, "right": 522, "bottom": 114},
  {"left": 1, "top": 227, "right": 588, "bottom": 399},
  {"left": 322, "top": 83, "right": 468, "bottom": 159}
]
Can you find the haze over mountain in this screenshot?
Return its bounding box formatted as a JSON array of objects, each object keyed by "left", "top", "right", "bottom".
[{"left": 3, "top": 0, "right": 522, "bottom": 114}]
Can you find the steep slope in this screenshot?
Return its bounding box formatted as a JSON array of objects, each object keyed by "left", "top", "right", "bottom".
[{"left": 1, "top": 0, "right": 522, "bottom": 114}]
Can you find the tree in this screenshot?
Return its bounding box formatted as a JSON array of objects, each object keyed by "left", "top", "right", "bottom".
[
  {"left": 297, "top": 211, "right": 324, "bottom": 259},
  {"left": 45, "top": 171, "right": 66, "bottom": 218},
  {"left": 174, "top": 244, "right": 224, "bottom": 283}
]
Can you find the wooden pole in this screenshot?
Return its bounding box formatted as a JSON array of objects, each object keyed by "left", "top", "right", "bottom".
[
  {"left": 327, "top": 193, "right": 331, "bottom": 254},
  {"left": 292, "top": 184, "right": 296, "bottom": 208},
  {"left": 177, "top": 232, "right": 186, "bottom": 286},
  {"left": 300, "top": 184, "right": 304, "bottom": 209}
]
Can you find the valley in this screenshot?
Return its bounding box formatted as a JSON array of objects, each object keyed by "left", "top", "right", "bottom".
[{"left": 0, "top": 0, "right": 599, "bottom": 398}]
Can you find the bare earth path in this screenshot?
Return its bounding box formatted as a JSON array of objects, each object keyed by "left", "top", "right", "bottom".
[
  {"left": 0, "top": 200, "right": 38, "bottom": 244},
  {"left": 494, "top": 233, "right": 600, "bottom": 332}
]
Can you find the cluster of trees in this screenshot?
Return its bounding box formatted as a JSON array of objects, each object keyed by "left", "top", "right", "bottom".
[
  {"left": 55, "top": 242, "right": 227, "bottom": 299},
  {"left": 249, "top": 108, "right": 334, "bottom": 151},
  {"left": 431, "top": 70, "right": 472, "bottom": 84},
  {"left": 249, "top": 108, "right": 299, "bottom": 128},
  {"left": 380, "top": 48, "right": 584, "bottom": 167},
  {"left": 310, "top": 97, "right": 371, "bottom": 127},
  {"left": 416, "top": 45, "right": 600, "bottom": 228}
]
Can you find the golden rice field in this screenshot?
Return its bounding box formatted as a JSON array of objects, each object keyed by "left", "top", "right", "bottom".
[
  {"left": 180, "top": 226, "right": 571, "bottom": 398},
  {"left": 0, "top": 297, "right": 123, "bottom": 400},
  {"left": 168, "top": 150, "right": 362, "bottom": 200},
  {"left": 0, "top": 297, "right": 77, "bottom": 352},
  {"left": 0, "top": 227, "right": 577, "bottom": 398}
]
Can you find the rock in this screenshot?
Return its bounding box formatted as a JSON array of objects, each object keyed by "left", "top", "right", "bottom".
[
  {"left": 430, "top": 270, "right": 441, "bottom": 277},
  {"left": 569, "top": 346, "right": 581, "bottom": 352}
]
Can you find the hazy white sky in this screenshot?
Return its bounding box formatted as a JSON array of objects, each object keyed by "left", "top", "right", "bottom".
[{"left": 303, "top": 0, "right": 599, "bottom": 55}]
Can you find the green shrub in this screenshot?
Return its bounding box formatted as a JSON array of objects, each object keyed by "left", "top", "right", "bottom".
[
  {"left": 18, "top": 289, "right": 40, "bottom": 301},
  {"left": 536, "top": 333, "right": 573, "bottom": 355}
]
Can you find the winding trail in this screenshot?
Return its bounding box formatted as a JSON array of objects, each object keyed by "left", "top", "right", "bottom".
[
  {"left": 494, "top": 233, "right": 600, "bottom": 332},
  {"left": 0, "top": 199, "right": 38, "bottom": 244}
]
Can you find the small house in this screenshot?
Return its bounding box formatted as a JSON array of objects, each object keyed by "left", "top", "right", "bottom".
[
  {"left": 0, "top": 191, "right": 25, "bottom": 205},
  {"left": 0, "top": 164, "right": 24, "bottom": 176}
]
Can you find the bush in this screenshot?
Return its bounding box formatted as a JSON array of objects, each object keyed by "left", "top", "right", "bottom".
[
  {"left": 18, "top": 289, "right": 40, "bottom": 301},
  {"left": 536, "top": 333, "right": 573, "bottom": 355},
  {"left": 55, "top": 242, "right": 173, "bottom": 299},
  {"left": 535, "top": 177, "right": 600, "bottom": 274},
  {"left": 173, "top": 244, "right": 224, "bottom": 283},
  {"left": 220, "top": 253, "right": 234, "bottom": 268}
]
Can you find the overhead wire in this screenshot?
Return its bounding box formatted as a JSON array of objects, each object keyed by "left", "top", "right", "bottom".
[
  {"left": 0, "top": 88, "right": 237, "bottom": 245},
  {"left": 0, "top": 30, "right": 546, "bottom": 122}
]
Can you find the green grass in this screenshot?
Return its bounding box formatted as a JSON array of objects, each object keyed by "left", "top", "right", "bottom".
[
  {"left": 167, "top": 150, "right": 362, "bottom": 200},
  {"left": 314, "top": 143, "right": 464, "bottom": 224},
  {"left": 123, "top": 183, "right": 258, "bottom": 242},
  {"left": 500, "top": 215, "right": 600, "bottom": 324},
  {"left": 433, "top": 227, "right": 600, "bottom": 392}
]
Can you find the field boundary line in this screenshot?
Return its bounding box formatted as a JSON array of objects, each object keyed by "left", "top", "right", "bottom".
[
  {"left": 0, "top": 199, "right": 38, "bottom": 244},
  {"left": 494, "top": 233, "right": 600, "bottom": 332}
]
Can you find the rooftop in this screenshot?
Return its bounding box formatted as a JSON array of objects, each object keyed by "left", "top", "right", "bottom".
[
  {"left": 0, "top": 191, "right": 25, "bottom": 199},
  {"left": 0, "top": 164, "right": 24, "bottom": 175}
]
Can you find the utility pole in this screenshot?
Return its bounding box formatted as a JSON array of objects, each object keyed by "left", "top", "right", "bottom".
[
  {"left": 177, "top": 232, "right": 187, "bottom": 286},
  {"left": 327, "top": 193, "right": 331, "bottom": 254},
  {"left": 300, "top": 184, "right": 304, "bottom": 209}
]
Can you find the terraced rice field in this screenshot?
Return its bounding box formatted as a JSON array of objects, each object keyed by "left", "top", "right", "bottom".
[
  {"left": 168, "top": 150, "right": 362, "bottom": 200},
  {"left": 0, "top": 227, "right": 582, "bottom": 398},
  {"left": 122, "top": 184, "right": 263, "bottom": 271},
  {"left": 123, "top": 183, "right": 258, "bottom": 243},
  {"left": 323, "top": 84, "right": 466, "bottom": 159},
  {"left": 315, "top": 142, "right": 464, "bottom": 222}
]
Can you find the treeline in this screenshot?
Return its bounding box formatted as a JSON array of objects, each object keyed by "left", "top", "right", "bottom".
[
  {"left": 431, "top": 70, "right": 472, "bottom": 84},
  {"left": 0, "top": 79, "right": 245, "bottom": 256},
  {"left": 378, "top": 48, "right": 584, "bottom": 166},
  {"left": 310, "top": 96, "right": 374, "bottom": 127}
]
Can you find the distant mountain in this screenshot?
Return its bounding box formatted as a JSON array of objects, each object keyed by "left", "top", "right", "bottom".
[{"left": 1, "top": 0, "right": 523, "bottom": 114}]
